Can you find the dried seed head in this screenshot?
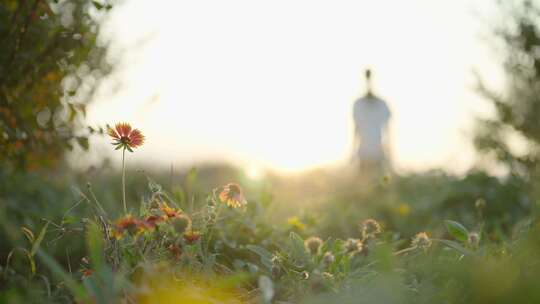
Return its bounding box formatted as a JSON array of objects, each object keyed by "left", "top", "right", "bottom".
[
  {"left": 412, "top": 232, "right": 432, "bottom": 250},
  {"left": 361, "top": 219, "right": 382, "bottom": 239},
  {"left": 172, "top": 214, "right": 192, "bottom": 235},
  {"left": 304, "top": 236, "right": 323, "bottom": 255},
  {"left": 344, "top": 238, "right": 362, "bottom": 253},
  {"left": 323, "top": 252, "right": 335, "bottom": 265},
  {"left": 271, "top": 265, "right": 282, "bottom": 279},
  {"left": 468, "top": 232, "right": 480, "bottom": 248},
  {"left": 475, "top": 198, "right": 486, "bottom": 210},
  {"left": 322, "top": 272, "right": 334, "bottom": 280}
]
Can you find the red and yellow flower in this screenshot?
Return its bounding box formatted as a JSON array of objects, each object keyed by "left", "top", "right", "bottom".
[
  {"left": 219, "top": 183, "right": 247, "bottom": 209},
  {"left": 112, "top": 214, "right": 146, "bottom": 239},
  {"left": 183, "top": 230, "right": 201, "bottom": 244},
  {"left": 168, "top": 244, "right": 183, "bottom": 260},
  {"left": 142, "top": 215, "right": 163, "bottom": 230},
  {"left": 81, "top": 268, "right": 94, "bottom": 279},
  {"left": 107, "top": 122, "right": 145, "bottom": 151},
  {"left": 159, "top": 202, "right": 181, "bottom": 219}
]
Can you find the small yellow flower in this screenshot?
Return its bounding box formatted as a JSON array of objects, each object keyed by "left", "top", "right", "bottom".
[
  {"left": 219, "top": 183, "right": 247, "bottom": 209},
  {"left": 287, "top": 216, "right": 306, "bottom": 231},
  {"left": 395, "top": 203, "right": 411, "bottom": 217}
]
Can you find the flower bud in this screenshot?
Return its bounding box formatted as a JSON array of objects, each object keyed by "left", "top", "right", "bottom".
[
  {"left": 412, "top": 232, "right": 432, "bottom": 250},
  {"left": 304, "top": 236, "right": 323, "bottom": 255},
  {"left": 172, "top": 214, "right": 192, "bottom": 235},
  {"left": 323, "top": 252, "right": 335, "bottom": 266},
  {"left": 468, "top": 232, "right": 480, "bottom": 248},
  {"left": 360, "top": 219, "right": 382, "bottom": 240}
]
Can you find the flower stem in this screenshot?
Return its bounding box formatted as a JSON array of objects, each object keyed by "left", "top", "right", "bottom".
[{"left": 122, "top": 147, "right": 127, "bottom": 214}]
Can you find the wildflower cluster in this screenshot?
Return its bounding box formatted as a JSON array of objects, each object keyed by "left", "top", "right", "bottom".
[
  {"left": 112, "top": 201, "right": 189, "bottom": 240},
  {"left": 8, "top": 120, "right": 524, "bottom": 304}
]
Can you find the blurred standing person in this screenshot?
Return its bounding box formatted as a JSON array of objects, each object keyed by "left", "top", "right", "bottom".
[{"left": 352, "top": 69, "right": 392, "bottom": 175}]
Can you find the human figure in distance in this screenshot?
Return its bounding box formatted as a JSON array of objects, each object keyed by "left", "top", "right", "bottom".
[{"left": 352, "top": 69, "right": 392, "bottom": 175}]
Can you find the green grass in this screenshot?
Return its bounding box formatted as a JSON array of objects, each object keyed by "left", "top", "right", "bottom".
[{"left": 0, "top": 165, "right": 538, "bottom": 303}]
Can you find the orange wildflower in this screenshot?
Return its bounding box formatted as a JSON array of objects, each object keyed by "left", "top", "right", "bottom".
[
  {"left": 81, "top": 268, "right": 94, "bottom": 279},
  {"left": 142, "top": 215, "right": 163, "bottom": 230},
  {"left": 107, "top": 122, "right": 145, "bottom": 152},
  {"left": 159, "top": 202, "right": 181, "bottom": 219},
  {"left": 219, "top": 183, "right": 247, "bottom": 208},
  {"left": 183, "top": 231, "right": 201, "bottom": 245},
  {"left": 168, "top": 244, "right": 183, "bottom": 260},
  {"left": 112, "top": 214, "right": 145, "bottom": 239}
]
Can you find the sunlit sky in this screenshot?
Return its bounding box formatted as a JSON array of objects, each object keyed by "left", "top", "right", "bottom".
[{"left": 87, "top": 0, "right": 504, "bottom": 175}]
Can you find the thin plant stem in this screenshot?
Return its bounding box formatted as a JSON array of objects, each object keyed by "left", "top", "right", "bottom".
[
  {"left": 122, "top": 147, "right": 127, "bottom": 214},
  {"left": 205, "top": 203, "right": 223, "bottom": 249}
]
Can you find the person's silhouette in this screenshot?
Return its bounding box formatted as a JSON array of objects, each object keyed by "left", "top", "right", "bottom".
[{"left": 352, "top": 69, "right": 391, "bottom": 174}]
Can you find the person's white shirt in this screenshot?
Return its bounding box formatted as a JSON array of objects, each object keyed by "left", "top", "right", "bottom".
[{"left": 352, "top": 94, "right": 391, "bottom": 163}]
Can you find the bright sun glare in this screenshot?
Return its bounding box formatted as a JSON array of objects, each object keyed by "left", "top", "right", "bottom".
[{"left": 87, "top": 0, "right": 502, "bottom": 174}]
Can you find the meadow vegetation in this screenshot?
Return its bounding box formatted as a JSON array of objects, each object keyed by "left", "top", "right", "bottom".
[
  {"left": 1, "top": 137, "right": 539, "bottom": 303},
  {"left": 3, "top": 0, "right": 540, "bottom": 303}
]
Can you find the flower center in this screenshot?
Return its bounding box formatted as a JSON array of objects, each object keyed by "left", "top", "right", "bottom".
[
  {"left": 120, "top": 136, "right": 131, "bottom": 144},
  {"left": 228, "top": 184, "right": 240, "bottom": 195}
]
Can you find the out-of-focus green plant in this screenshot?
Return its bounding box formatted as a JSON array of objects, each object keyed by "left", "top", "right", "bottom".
[
  {"left": 2, "top": 165, "right": 540, "bottom": 303},
  {"left": 0, "top": 0, "right": 113, "bottom": 171},
  {"left": 475, "top": 1, "right": 540, "bottom": 184}
]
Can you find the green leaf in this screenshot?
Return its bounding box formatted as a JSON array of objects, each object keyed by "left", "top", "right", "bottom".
[
  {"left": 86, "top": 222, "right": 104, "bottom": 270},
  {"left": 36, "top": 249, "right": 87, "bottom": 300},
  {"left": 147, "top": 177, "right": 162, "bottom": 193},
  {"left": 92, "top": 1, "right": 104, "bottom": 9},
  {"left": 31, "top": 222, "right": 49, "bottom": 256},
  {"left": 289, "top": 232, "right": 308, "bottom": 267},
  {"left": 76, "top": 137, "right": 89, "bottom": 150},
  {"left": 246, "top": 245, "right": 273, "bottom": 270},
  {"left": 186, "top": 167, "right": 198, "bottom": 188},
  {"left": 436, "top": 239, "right": 476, "bottom": 256},
  {"left": 6, "top": 247, "right": 35, "bottom": 275},
  {"left": 444, "top": 220, "right": 469, "bottom": 243},
  {"left": 83, "top": 277, "right": 107, "bottom": 304},
  {"left": 21, "top": 227, "right": 35, "bottom": 244}
]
